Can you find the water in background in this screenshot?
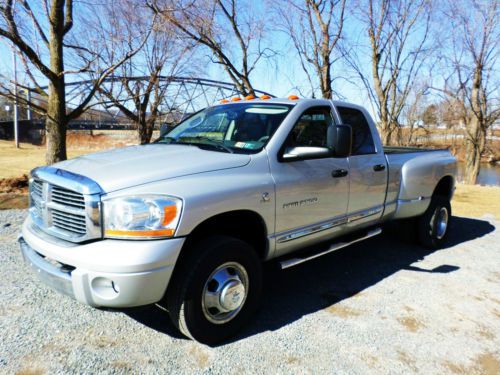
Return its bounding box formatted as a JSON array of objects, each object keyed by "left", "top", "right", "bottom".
[{"left": 457, "top": 162, "right": 500, "bottom": 186}]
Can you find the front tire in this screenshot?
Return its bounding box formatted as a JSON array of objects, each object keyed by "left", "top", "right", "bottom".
[
  {"left": 417, "top": 196, "right": 451, "bottom": 249},
  {"left": 167, "top": 235, "right": 262, "bottom": 345}
]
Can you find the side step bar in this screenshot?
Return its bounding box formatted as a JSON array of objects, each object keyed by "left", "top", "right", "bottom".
[{"left": 279, "top": 228, "right": 382, "bottom": 269}]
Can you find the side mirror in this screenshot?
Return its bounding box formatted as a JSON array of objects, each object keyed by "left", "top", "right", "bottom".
[
  {"left": 282, "top": 146, "right": 331, "bottom": 161},
  {"left": 333, "top": 124, "right": 352, "bottom": 157},
  {"left": 159, "top": 123, "right": 170, "bottom": 138}
]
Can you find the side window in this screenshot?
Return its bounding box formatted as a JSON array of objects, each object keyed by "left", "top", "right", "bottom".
[
  {"left": 336, "top": 106, "right": 376, "bottom": 155},
  {"left": 286, "top": 106, "right": 334, "bottom": 148}
]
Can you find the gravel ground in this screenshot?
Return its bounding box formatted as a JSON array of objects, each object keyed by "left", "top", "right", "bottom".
[{"left": 0, "top": 209, "right": 499, "bottom": 374}]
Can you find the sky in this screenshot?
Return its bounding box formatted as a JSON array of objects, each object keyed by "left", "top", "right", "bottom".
[
  {"left": 0, "top": 0, "right": 373, "bottom": 112},
  {"left": 1, "top": 0, "right": 496, "bottom": 123}
]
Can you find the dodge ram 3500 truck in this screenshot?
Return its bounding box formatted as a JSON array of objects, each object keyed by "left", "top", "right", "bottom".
[{"left": 19, "top": 98, "right": 457, "bottom": 344}]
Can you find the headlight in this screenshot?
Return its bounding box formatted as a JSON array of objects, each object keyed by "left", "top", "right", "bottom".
[{"left": 103, "top": 195, "right": 182, "bottom": 239}]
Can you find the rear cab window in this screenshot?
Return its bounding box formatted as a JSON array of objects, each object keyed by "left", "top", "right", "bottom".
[{"left": 336, "top": 106, "right": 376, "bottom": 155}]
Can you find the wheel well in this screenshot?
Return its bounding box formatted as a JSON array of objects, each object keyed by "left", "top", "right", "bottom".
[
  {"left": 433, "top": 176, "right": 454, "bottom": 201},
  {"left": 182, "top": 210, "right": 268, "bottom": 260}
]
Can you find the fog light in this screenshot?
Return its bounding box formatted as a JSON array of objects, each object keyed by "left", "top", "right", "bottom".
[{"left": 91, "top": 277, "right": 120, "bottom": 299}]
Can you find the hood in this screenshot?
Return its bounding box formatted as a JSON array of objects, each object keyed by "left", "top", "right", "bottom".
[{"left": 54, "top": 144, "right": 251, "bottom": 192}]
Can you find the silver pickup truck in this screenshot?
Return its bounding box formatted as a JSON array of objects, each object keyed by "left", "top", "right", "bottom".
[{"left": 19, "top": 98, "right": 456, "bottom": 344}]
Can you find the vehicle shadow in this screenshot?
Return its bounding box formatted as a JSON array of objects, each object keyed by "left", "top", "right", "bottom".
[{"left": 124, "top": 216, "right": 495, "bottom": 345}]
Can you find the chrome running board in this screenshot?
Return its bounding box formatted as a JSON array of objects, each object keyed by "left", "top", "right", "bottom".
[{"left": 279, "top": 228, "right": 382, "bottom": 269}]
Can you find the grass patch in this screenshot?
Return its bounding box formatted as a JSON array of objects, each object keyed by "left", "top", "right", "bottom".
[
  {"left": 0, "top": 140, "right": 91, "bottom": 179},
  {"left": 452, "top": 184, "right": 500, "bottom": 220}
]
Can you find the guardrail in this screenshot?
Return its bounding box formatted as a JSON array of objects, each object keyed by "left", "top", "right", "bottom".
[{"left": 0, "top": 120, "right": 164, "bottom": 141}]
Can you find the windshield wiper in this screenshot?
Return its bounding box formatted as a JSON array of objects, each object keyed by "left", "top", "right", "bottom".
[
  {"left": 158, "top": 136, "right": 234, "bottom": 153},
  {"left": 156, "top": 136, "right": 178, "bottom": 144},
  {"left": 180, "top": 136, "right": 234, "bottom": 153}
]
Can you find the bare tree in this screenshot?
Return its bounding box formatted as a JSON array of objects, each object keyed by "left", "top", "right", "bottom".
[
  {"left": 94, "top": 1, "right": 198, "bottom": 144},
  {"left": 344, "top": 0, "right": 432, "bottom": 145},
  {"left": 433, "top": 0, "right": 499, "bottom": 184},
  {"left": 276, "top": 0, "right": 346, "bottom": 99},
  {"left": 400, "top": 84, "right": 427, "bottom": 145},
  {"left": 0, "top": 0, "right": 148, "bottom": 164},
  {"left": 148, "top": 0, "right": 275, "bottom": 96}
]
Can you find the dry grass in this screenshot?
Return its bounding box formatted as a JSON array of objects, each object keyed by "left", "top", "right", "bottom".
[
  {"left": 0, "top": 133, "right": 137, "bottom": 179},
  {"left": 452, "top": 183, "right": 500, "bottom": 220},
  {"left": 0, "top": 141, "right": 92, "bottom": 179}
]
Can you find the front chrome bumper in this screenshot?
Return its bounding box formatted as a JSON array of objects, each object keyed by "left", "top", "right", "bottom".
[
  {"left": 20, "top": 237, "right": 75, "bottom": 298},
  {"left": 19, "top": 217, "right": 185, "bottom": 308}
]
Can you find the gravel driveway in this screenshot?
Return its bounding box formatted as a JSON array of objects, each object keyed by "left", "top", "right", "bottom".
[{"left": 1, "top": 209, "right": 499, "bottom": 374}]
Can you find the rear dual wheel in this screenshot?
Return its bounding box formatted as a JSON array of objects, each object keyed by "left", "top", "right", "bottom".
[
  {"left": 417, "top": 196, "right": 451, "bottom": 249},
  {"left": 166, "top": 235, "right": 262, "bottom": 345}
]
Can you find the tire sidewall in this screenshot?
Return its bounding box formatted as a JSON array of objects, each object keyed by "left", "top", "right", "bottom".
[
  {"left": 177, "top": 237, "right": 262, "bottom": 344},
  {"left": 418, "top": 196, "right": 451, "bottom": 249}
]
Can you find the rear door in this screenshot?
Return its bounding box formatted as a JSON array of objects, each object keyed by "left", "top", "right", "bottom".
[{"left": 335, "top": 105, "right": 388, "bottom": 226}]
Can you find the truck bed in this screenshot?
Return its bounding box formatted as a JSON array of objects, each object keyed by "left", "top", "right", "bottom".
[{"left": 383, "top": 146, "right": 448, "bottom": 154}]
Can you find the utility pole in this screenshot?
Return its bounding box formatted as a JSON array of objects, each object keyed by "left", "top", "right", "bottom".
[
  {"left": 26, "top": 89, "right": 32, "bottom": 120},
  {"left": 12, "top": 45, "right": 19, "bottom": 148}
]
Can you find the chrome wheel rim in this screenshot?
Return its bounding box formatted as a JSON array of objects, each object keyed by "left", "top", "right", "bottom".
[
  {"left": 202, "top": 262, "right": 249, "bottom": 324},
  {"left": 434, "top": 207, "right": 449, "bottom": 240}
]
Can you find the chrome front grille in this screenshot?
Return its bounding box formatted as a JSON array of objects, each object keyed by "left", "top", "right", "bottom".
[{"left": 29, "top": 167, "right": 103, "bottom": 243}]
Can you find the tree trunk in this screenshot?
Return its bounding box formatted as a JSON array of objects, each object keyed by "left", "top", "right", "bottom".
[
  {"left": 379, "top": 117, "right": 393, "bottom": 145},
  {"left": 464, "top": 119, "right": 484, "bottom": 185},
  {"left": 45, "top": 81, "right": 67, "bottom": 164},
  {"left": 45, "top": 0, "right": 68, "bottom": 165},
  {"left": 320, "top": 61, "right": 332, "bottom": 99},
  {"left": 380, "top": 127, "right": 391, "bottom": 145},
  {"left": 464, "top": 139, "right": 481, "bottom": 185},
  {"left": 137, "top": 118, "right": 155, "bottom": 144}
]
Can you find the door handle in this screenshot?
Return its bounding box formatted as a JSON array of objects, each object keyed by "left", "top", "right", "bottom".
[
  {"left": 332, "top": 169, "right": 348, "bottom": 178},
  {"left": 373, "top": 164, "right": 386, "bottom": 172}
]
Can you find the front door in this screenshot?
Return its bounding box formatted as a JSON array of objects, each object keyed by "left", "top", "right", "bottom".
[{"left": 270, "top": 106, "right": 349, "bottom": 256}]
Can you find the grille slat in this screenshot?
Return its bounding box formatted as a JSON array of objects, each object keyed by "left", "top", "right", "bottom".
[
  {"left": 32, "top": 180, "right": 43, "bottom": 198},
  {"left": 51, "top": 207, "right": 87, "bottom": 235},
  {"left": 52, "top": 193, "right": 84, "bottom": 203},
  {"left": 51, "top": 186, "right": 85, "bottom": 210},
  {"left": 52, "top": 213, "right": 86, "bottom": 226},
  {"left": 52, "top": 219, "right": 87, "bottom": 234},
  {"left": 52, "top": 198, "right": 85, "bottom": 209},
  {"left": 52, "top": 188, "right": 84, "bottom": 199}
]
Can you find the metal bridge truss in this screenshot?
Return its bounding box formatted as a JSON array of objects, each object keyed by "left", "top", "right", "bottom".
[{"left": 61, "top": 76, "right": 274, "bottom": 126}]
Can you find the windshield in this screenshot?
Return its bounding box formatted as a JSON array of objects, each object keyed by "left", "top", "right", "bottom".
[{"left": 157, "top": 102, "right": 294, "bottom": 153}]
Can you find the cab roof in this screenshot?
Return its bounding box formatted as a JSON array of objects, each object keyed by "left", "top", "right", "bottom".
[{"left": 214, "top": 96, "right": 360, "bottom": 109}]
